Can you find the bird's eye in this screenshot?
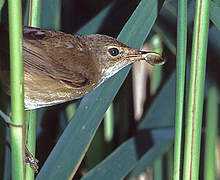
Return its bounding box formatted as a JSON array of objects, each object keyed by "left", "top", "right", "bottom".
[{"left": 108, "top": 47, "right": 119, "bottom": 56}]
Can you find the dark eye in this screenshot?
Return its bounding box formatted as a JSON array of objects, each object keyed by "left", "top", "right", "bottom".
[{"left": 108, "top": 47, "right": 119, "bottom": 56}]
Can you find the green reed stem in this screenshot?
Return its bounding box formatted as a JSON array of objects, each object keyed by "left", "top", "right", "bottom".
[
  {"left": 25, "top": 110, "right": 37, "bottom": 179},
  {"left": 8, "top": 0, "right": 24, "bottom": 179},
  {"left": 104, "top": 104, "right": 114, "bottom": 142},
  {"left": 25, "top": 0, "right": 41, "bottom": 178},
  {"left": 28, "top": 0, "right": 41, "bottom": 27},
  {"left": 173, "top": 0, "right": 187, "bottom": 179},
  {"left": 151, "top": 35, "right": 163, "bottom": 93},
  {"left": 183, "top": 0, "right": 210, "bottom": 178}
]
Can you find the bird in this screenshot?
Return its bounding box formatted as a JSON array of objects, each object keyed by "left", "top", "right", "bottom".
[
  {"left": 0, "top": 26, "right": 166, "bottom": 173},
  {"left": 0, "top": 26, "right": 166, "bottom": 110}
]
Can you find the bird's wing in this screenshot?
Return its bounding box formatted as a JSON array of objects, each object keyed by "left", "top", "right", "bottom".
[{"left": 23, "top": 26, "right": 95, "bottom": 88}]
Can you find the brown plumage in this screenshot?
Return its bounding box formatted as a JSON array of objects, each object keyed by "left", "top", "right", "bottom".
[{"left": 0, "top": 26, "right": 165, "bottom": 110}]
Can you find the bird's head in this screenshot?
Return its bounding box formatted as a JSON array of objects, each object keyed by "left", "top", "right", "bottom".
[{"left": 80, "top": 34, "right": 166, "bottom": 80}]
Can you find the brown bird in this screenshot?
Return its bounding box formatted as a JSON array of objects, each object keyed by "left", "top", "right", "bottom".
[{"left": 0, "top": 26, "right": 166, "bottom": 110}]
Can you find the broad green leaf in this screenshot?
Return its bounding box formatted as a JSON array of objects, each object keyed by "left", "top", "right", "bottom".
[
  {"left": 36, "top": 0, "right": 162, "bottom": 179},
  {"left": 76, "top": 2, "right": 115, "bottom": 170},
  {"left": 128, "top": 137, "right": 173, "bottom": 178},
  {"left": 118, "top": 0, "right": 160, "bottom": 48},
  {"left": 81, "top": 132, "right": 172, "bottom": 180}
]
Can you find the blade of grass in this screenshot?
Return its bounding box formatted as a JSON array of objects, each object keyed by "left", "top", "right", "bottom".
[
  {"left": 82, "top": 133, "right": 172, "bottom": 180},
  {"left": 78, "top": 1, "right": 115, "bottom": 166},
  {"left": 204, "top": 86, "right": 218, "bottom": 180},
  {"left": 128, "top": 135, "right": 173, "bottom": 178},
  {"left": 8, "top": 0, "right": 25, "bottom": 179},
  {"left": 77, "top": 1, "right": 116, "bottom": 163},
  {"left": 117, "top": 0, "right": 162, "bottom": 47},
  {"left": 183, "top": 0, "right": 210, "bottom": 178},
  {"left": 173, "top": 0, "right": 187, "bottom": 178}
]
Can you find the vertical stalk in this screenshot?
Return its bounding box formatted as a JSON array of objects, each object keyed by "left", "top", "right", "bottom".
[
  {"left": 65, "top": 103, "right": 77, "bottom": 122},
  {"left": 173, "top": 0, "right": 187, "bottom": 178},
  {"left": 104, "top": 104, "right": 114, "bottom": 142},
  {"left": 25, "top": 0, "right": 41, "bottom": 178},
  {"left": 28, "top": 0, "right": 41, "bottom": 27},
  {"left": 8, "top": 0, "right": 25, "bottom": 179},
  {"left": 183, "top": 0, "right": 210, "bottom": 179},
  {"left": 25, "top": 110, "right": 37, "bottom": 179},
  {"left": 151, "top": 35, "right": 163, "bottom": 93},
  {"left": 151, "top": 35, "right": 164, "bottom": 178},
  {"left": 204, "top": 86, "right": 218, "bottom": 180}
]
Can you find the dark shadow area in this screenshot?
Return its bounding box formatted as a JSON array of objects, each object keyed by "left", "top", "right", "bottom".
[{"left": 61, "top": 0, "right": 141, "bottom": 37}]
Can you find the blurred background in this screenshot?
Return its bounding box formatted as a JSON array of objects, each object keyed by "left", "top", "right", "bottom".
[{"left": 0, "top": 0, "right": 220, "bottom": 179}]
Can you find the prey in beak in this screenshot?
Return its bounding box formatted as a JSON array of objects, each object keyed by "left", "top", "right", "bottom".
[{"left": 122, "top": 51, "right": 166, "bottom": 66}]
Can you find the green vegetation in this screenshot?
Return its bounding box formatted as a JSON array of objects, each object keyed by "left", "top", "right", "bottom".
[{"left": 0, "top": 0, "right": 219, "bottom": 179}]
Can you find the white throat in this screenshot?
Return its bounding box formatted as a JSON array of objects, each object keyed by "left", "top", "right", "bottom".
[{"left": 101, "top": 61, "right": 133, "bottom": 81}]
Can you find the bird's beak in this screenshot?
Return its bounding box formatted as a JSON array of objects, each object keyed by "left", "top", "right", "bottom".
[{"left": 123, "top": 51, "right": 166, "bottom": 66}]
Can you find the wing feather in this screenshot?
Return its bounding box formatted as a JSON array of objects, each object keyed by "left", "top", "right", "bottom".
[{"left": 23, "top": 26, "right": 94, "bottom": 88}]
